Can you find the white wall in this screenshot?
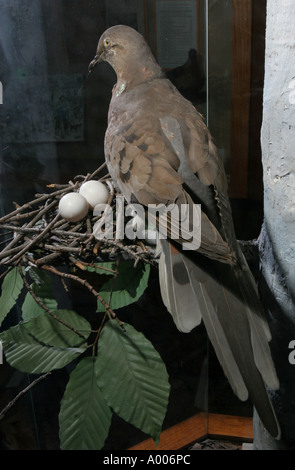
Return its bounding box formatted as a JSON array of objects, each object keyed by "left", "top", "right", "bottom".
[{"left": 255, "top": 0, "right": 295, "bottom": 449}]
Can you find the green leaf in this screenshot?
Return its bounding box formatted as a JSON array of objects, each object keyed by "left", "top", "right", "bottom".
[
  {"left": 84, "top": 262, "right": 118, "bottom": 276},
  {"left": 27, "top": 267, "right": 53, "bottom": 286},
  {"left": 0, "top": 321, "right": 86, "bottom": 374},
  {"left": 23, "top": 309, "right": 91, "bottom": 348},
  {"left": 0, "top": 267, "right": 24, "bottom": 326},
  {"left": 95, "top": 321, "right": 170, "bottom": 445},
  {"left": 97, "top": 261, "right": 150, "bottom": 312},
  {"left": 22, "top": 267, "right": 58, "bottom": 320},
  {"left": 59, "top": 357, "right": 112, "bottom": 450},
  {"left": 22, "top": 283, "right": 58, "bottom": 320}
]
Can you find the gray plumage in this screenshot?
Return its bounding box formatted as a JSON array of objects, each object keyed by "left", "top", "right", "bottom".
[{"left": 89, "top": 25, "right": 280, "bottom": 439}]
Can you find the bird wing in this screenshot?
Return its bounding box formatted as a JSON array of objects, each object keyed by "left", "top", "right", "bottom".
[
  {"left": 105, "top": 82, "right": 234, "bottom": 262},
  {"left": 104, "top": 77, "right": 280, "bottom": 439}
]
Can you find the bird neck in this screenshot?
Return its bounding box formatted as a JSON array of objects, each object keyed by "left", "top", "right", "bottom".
[{"left": 113, "top": 56, "right": 164, "bottom": 92}]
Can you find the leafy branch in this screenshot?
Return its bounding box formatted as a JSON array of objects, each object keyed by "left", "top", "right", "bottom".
[{"left": 0, "top": 164, "right": 169, "bottom": 450}]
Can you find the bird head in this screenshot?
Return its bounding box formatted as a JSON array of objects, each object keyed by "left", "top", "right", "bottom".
[{"left": 88, "top": 25, "right": 163, "bottom": 86}]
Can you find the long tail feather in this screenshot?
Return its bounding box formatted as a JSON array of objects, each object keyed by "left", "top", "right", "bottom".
[
  {"left": 158, "top": 238, "right": 280, "bottom": 439},
  {"left": 236, "top": 259, "right": 279, "bottom": 390},
  {"left": 158, "top": 238, "right": 202, "bottom": 332}
]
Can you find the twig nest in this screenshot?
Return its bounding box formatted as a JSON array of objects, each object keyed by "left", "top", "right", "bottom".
[
  {"left": 79, "top": 180, "right": 109, "bottom": 209},
  {"left": 58, "top": 192, "right": 89, "bottom": 222}
]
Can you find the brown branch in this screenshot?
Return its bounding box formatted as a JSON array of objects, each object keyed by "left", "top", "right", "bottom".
[
  {"left": 0, "top": 372, "right": 51, "bottom": 421},
  {"left": 40, "top": 264, "right": 125, "bottom": 330},
  {"left": 0, "top": 184, "right": 78, "bottom": 224},
  {"left": 73, "top": 260, "right": 118, "bottom": 274},
  {"left": 9, "top": 208, "right": 44, "bottom": 222},
  {"left": 87, "top": 162, "right": 108, "bottom": 181},
  {"left": 41, "top": 264, "right": 115, "bottom": 316},
  {"left": 0, "top": 199, "right": 59, "bottom": 258},
  {"left": 32, "top": 252, "right": 62, "bottom": 266},
  {"left": 101, "top": 239, "right": 156, "bottom": 266},
  {"left": 41, "top": 244, "right": 81, "bottom": 254},
  {"left": 18, "top": 264, "right": 86, "bottom": 339},
  {"left": 0, "top": 242, "right": 31, "bottom": 262},
  {"left": 0, "top": 166, "right": 155, "bottom": 272},
  {"left": 5, "top": 212, "right": 61, "bottom": 266}
]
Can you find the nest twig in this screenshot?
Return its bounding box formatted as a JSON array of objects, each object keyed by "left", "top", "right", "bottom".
[{"left": 0, "top": 163, "right": 157, "bottom": 271}]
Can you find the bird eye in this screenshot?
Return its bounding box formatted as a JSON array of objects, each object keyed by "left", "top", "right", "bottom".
[{"left": 104, "top": 38, "right": 111, "bottom": 47}]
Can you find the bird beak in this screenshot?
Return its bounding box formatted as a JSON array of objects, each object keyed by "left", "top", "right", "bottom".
[{"left": 88, "top": 54, "right": 102, "bottom": 72}]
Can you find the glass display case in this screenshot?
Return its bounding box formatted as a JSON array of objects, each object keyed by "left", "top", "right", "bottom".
[{"left": 0, "top": 0, "right": 266, "bottom": 450}]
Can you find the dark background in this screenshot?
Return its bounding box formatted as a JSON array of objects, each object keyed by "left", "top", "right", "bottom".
[{"left": 0, "top": 0, "right": 266, "bottom": 449}]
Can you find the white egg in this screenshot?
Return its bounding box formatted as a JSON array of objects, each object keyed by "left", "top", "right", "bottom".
[
  {"left": 58, "top": 192, "right": 89, "bottom": 222},
  {"left": 79, "top": 180, "right": 109, "bottom": 209}
]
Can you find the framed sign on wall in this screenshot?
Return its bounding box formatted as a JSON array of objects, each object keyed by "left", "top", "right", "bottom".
[{"left": 154, "top": 0, "right": 199, "bottom": 69}]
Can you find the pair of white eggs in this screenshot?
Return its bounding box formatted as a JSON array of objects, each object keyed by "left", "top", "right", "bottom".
[{"left": 58, "top": 180, "right": 109, "bottom": 222}]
